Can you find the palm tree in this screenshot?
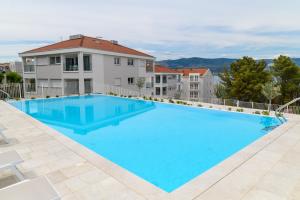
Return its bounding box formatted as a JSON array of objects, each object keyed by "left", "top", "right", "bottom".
[{"left": 261, "top": 82, "right": 281, "bottom": 111}]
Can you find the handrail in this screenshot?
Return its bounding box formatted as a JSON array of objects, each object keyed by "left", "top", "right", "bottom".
[
  {"left": 275, "top": 97, "right": 300, "bottom": 122},
  {"left": 0, "top": 89, "right": 11, "bottom": 100}
]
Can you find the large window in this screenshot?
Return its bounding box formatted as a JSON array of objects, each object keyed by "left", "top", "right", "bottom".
[
  {"left": 84, "top": 79, "right": 92, "bottom": 94},
  {"left": 155, "top": 87, "right": 161, "bottom": 95},
  {"left": 190, "top": 91, "right": 199, "bottom": 99},
  {"left": 162, "top": 87, "right": 167, "bottom": 95},
  {"left": 162, "top": 75, "right": 167, "bottom": 83},
  {"left": 64, "top": 55, "right": 78, "bottom": 71},
  {"left": 127, "top": 58, "right": 134, "bottom": 66},
  {"left": 24, "top": 78, "right": 36, "bottom": 92},
  {"left": 114, "top": 57, "right": 120, "bottom": 65},
  {"left": 83, "top": 55, "right": 92, "bottom": 71},
  {"left": 190, "top": 83, "right": 199, "bottom": 90},
  {"left": 190, "top": 75, "right": 199, "bottom": 82},
  {"left": 64, "top": 79, "right": 79, "bottom": 95},
  {"left": 155, "top": 75, "right": 161, "bottom": 83},
  {"left": 128, "top": 77, "right": 135, "bottom": 85},
  {"left": 49, "top": 56, "right": 61, "bottom": 65}
]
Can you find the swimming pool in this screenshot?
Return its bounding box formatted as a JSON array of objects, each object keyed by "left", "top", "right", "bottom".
[{"left": 10, "top": 95, "right": 281, "bottom": 192}]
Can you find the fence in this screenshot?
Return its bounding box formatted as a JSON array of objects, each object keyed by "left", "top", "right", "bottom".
[{"left": 1, "top": 83, "right": 299, "bottom": 114}]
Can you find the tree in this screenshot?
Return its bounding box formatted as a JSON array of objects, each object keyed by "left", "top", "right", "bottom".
[
  {"left": 219, "top": 56, "right": 271, "bottom": 102},
  {"left": 6, "top": 72, "right": 22, "bottom": 83},
  {"left": 261, "top": 82, "right": 281, "bottom": 111},
  {"left": 0, "top": 72, "right": 4, "bottom": 84},
  {"left": 136, "top": 77, "right": 145, "bottom": 96},
  {"left": 272, "top": 55, "right": 300, "bottom": 103},
  {"left": 214, "top": 83, "right": 226, "bottom": 99}
]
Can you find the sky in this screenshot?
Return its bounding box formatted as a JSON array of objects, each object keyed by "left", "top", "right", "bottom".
[{"left": 1, "top": 0, "right": 300, "bottom": 62}]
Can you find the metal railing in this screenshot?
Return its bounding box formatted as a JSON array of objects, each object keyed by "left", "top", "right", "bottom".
[
  {"left": 1, "top": 82, "right": 300, "bottom": 115},
  {"left": 275, "top": 97, "right": 300, "bottom": 121}
]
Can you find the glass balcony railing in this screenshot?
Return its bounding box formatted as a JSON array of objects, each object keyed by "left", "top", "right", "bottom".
[{"left": 63, "top": 64, "right": 79, "bottom": 72}]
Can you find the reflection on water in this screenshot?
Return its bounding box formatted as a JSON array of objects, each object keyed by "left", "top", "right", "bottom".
[{"left": 13, "top": 95, "right": 155, "bottom": 134}]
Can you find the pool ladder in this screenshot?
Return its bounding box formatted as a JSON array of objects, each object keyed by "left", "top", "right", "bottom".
[
  {"left": 275, "top": 97, "right": 300, "bottom": 123},
  {"left": 0, "top": 89, "right": 11, "bottom": 101}
]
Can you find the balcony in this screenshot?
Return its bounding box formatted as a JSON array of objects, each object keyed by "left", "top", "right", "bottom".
[{"left": 24, "top": 65, "right": 35, "bottom": 73}]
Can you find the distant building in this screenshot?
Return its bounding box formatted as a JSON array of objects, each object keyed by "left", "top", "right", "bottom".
[
  {"left": 175, "top": 68, "right": 214, "bottom": 101},
  {"left": 9, "top": 61, "right": 23, "bottom": 75},
  {"left": 0, "top": 63, "right": 10, "bottom": 73},
  {"left": 154, "top": 65, "right": 182, "bottom": 98},
  {"left": 19, "top": 35, "right": 155, "bottom": 96}
]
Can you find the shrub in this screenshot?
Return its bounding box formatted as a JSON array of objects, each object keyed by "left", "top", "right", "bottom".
[
  {"left": 262, "top": 110, "right": 270, "bottom": 115},
  {"left": 254, "top": 111, "right": 261, "bottom": 115},
  {"left": 209, "top": 106, "right": 213, "bottom": 108},
  {"left": 46, "top": 95, "right": 50, "bottom": 98},
  {"left": 169, "top": 99, "right": 175, "bottom": 103},
  {"left": 31, "top": 97, "right": 36, "bottom": 99},
  {"left": 236, "top": 108, "right": 244, "bottom": 112},
  {"left": 128, "top": 95, "right": 132, "bottom": 98},
  {"left": 198, "top": 104, "right": 202, "bottom": 107},
  {"left": 160, "top": 99, "right": 164, "bottom": 102},
  {"left": 154, "top": 98, "right": 159, "bottom": 101},
  {"left": 56, "top": 95, "right": 59, "bottom": 98},
  {"left": 228, "top": 107, "right": 232, "bottom": 111}
]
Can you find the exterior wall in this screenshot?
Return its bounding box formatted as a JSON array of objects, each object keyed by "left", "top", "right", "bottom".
[
  {"left": 153, "top": 73, "right": 181, "bottom": 98},
  {"left": 180, "top": 70, "right": 214, "bottom": 101},
  {"left": 21, "top": 49, "right": 154, "bottom": 97}
]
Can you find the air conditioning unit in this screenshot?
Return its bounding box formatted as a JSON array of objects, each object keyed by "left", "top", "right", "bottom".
[
  {"left": 110, "top": 40, "right": 118, "bottom": 45},
  {"left": 69, "top": 34, "right": 83, "bottom": 40}
]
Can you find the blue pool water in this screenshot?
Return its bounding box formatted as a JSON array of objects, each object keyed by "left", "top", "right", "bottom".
[{"left": 10, "top": 95, "right": 281, "bottom": 192}]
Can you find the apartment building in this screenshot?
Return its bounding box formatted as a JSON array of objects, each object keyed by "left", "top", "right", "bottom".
[
  {"left": 154, "top": 65, "right": 182, "bottom": 98},
  {"left": 175, "top": 68, "right": 214, "bottom": 101},
  {"left": 19, "top": 35, "right": 155, "bottom": 96}
]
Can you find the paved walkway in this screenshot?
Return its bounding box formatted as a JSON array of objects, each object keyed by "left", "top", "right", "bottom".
[{"left": 0, "top": 100, "right": 300, "bottom": 200}]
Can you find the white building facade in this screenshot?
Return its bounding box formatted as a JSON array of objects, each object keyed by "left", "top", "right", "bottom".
[
  {"left": 176, "top": 68, "right": 214, "bottom": 101},
  {"left": 19, "top": 35, "right": 155, "bottom": 97},
  {"left": 154, "top": 65, "right": 182, "bottom": 98}
]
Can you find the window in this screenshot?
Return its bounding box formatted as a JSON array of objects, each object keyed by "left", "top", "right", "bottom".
[
  {"left": 127, "top": 58, "right": 134, "bottom": 66},
  {"left": 64, "top": 55, "right": 78, "bottom": 71},
  {"left": 83, "top": 55, "right": 92, "bottom": 71},
  {"left": 155, "top": 87, "right": 161, "bottom": 95},
  {"left": 50, "top": 56, "right": 61, "bottom": 65},
  {"left": 128, "top": 77, "right": 134, "bottom": 85},
  {"left": 190, "top": 91, "right": 199, "bottom": 99},
  {"left": 163, "top": 75, "right": 167, "bottom": 83},
  {"left": 64, "top": 79, "right": 79, "bottom": 95},
  {"left": 155, "top": 75, "right": 161, "bottom": 83},
  {"left": 24, "top": 78, "right": 36, "bottom": 92},
  {"left": 162, "top": 87, "right": 167, "bottom": 95},
  {"left": 114, "top": 57, "right": 120, "bottom": 65},
  {"left": 114, "top": 78, "right": 121, "bottom": 86},
  {"left": 190, "top": 83, "right": 199, "bottom": 90},
  {"left": 84, "top": 79, "right": 92, "bottom": 93},
  {"left": 146, "top": 60, "right": 153, "bottom": 72}
]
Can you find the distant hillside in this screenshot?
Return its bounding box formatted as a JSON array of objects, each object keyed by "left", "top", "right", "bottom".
[{"left": 157, "top": 57, "right": 300, "bottom": 73}]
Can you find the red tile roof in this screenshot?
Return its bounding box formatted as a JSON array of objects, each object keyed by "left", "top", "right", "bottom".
[
  {"left": 21, "top": 36, "right": 154, "bottom": 58},
  {"left": 155, "top": 65, "right": 180, "bottom": 74},
  {"left": 175, "top": 68, "right": 208, "bottom": 76}
]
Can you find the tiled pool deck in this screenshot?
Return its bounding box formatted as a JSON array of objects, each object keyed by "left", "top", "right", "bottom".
[{"left": 0, "top": 100, "right": 300, "bottom": 200}]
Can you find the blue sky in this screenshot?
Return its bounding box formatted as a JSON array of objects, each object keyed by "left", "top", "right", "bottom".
[{"left": 1, "top": 0, "right": 300, "bottom": 62}]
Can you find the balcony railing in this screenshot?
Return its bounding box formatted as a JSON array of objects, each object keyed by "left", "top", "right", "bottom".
[
  {"left": 24, "top": 65, "right": 35, "bottom": 73},
  {"left": 63, "top": 65, "right": 79, "bottom": 72}
]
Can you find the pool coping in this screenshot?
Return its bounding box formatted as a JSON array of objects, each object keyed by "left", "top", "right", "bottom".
[{"left": 4, "top": 99, "right": 299, "bottom": 200}]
